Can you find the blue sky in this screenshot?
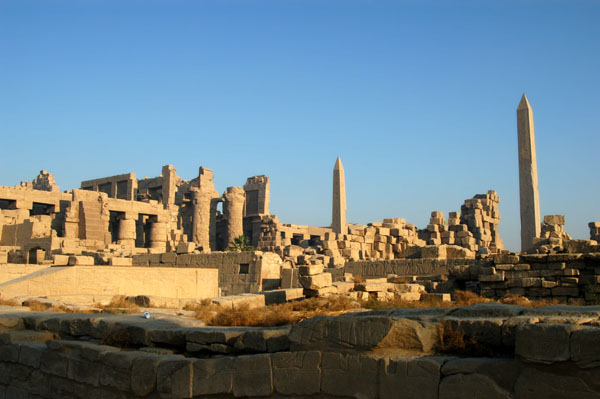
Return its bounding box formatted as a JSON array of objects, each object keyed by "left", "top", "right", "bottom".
[{"left": 1, "top": 0, "right": 598, "bottom": 251}]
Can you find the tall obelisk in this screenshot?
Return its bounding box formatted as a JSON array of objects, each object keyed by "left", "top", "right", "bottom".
[
  {"left": 517, "top": 94, "right": 541, "bottom": 251},
  {"left": 332, "top": 157, "right": 347, "bottom": 234}
]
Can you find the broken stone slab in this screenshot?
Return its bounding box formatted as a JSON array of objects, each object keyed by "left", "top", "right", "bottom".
[
  {"left": 68, "top": 255, "right": 95, "bottom": 266},
  {"left": 212, "top": 294, "right": 266, "bottom": 309},
  {"left": 332, "top": 281, "right": 354, "bottom": 294},
  {"left": 298, "top": 273, "right": 332, "bottom": 290},
  {"left": 397, "top": 292, "right": 421, "bottom": 301},
  {"left": 298, "top": 264, "right": 324, "bottom": 276},
  {"left": 262, "top": 288, "right": 304, "bottom": 305},
  {"left": 289, "top": 313, "right": 440, "bottom": 353},
  {"left": 393, "top": 283, "right": 426, "bottom": 294},
  {"left": 304, "top": 286, "right": 337, "bottom": 297}
]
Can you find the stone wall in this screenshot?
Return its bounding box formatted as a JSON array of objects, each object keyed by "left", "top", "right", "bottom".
[
  {"left": 2, "top": 305, "right": 600, "bottom": 398},
  {"left": 345, "top": 258, "right": 482, "bottom": 279},
  {"left": 132, "top": 251, "right": 282, "bottom": 295},
  {"left": 456, "top": 252, "right": 600, "bottom": 301},
  {"left": 0, "top": 266, "right": 219, "bottom": 301}
]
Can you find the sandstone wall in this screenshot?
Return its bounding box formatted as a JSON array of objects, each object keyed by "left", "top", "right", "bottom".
[
  {"left": 345, "top": 258, "right": 482, "bottom": 279},
  {"left": 132, "top": 251, "right": 282, "bottom": 295},
  {"left": 0, "top": 266, "right": 219, "bottom": 300},
  {"left": 456, "top": 252, "right": 600, "bottom": 301},
  {"left": 1, "top": 305, "right": 600, "bottom": 398}
]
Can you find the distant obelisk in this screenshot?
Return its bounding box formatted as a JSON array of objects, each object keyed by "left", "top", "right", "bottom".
[
  {"left": 517, "top": 94, "right": 541, "bottom": 251},
  {"left": 332, "top": 157, "right": 347, "bottom": 234}
]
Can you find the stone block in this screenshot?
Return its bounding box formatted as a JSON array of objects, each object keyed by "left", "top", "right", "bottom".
[
  {"left": 515, "top": 323, "right": 581, "bottom": 363},
  {"left": 68, "top": 357, "right": 102, "bottom": 386},
  {"left": 272, "top": 351, "right": 321, "bottom": 396},
  {"left": 108, "top": 257, "right": 132, "bottom": 266},
  {"left": 176, "top": 241, "right": 196, "bottom": 254},
  {"left": 157, "top": 357, "right": 194, "bottom": 398},
  {"left": 551, "top": 286, "right": 579, "bottom": 297},
  {"left": 515, "top": 367, "right": 598, "bottom": 398},
  {"left": 298, "top": 273, "right": 332, "bottom": 290},
  {"left": 379, "top": 357, "right": 443, "bottom": 399},
  {"left": 321, "top": 352, "right": 380, "bottom": 399},
  {"left": 131, "top": 354, "right": 162, "bottom": 396},
  {"left": 68, "top": 255, "right": 95, "bottom": 266},
  {"left": 332, "top": 281, "right": 354, "bottom": 294},
  {"left": 439, "top": 373, "right": 512, "bottom": 399},
  {"left": 232, "top": 354, "right": 273, "bottom": 397},
  {"left": 479, "top": 272, "right": 505, "bottom": 282},
  {"left": 17, "top": 342, "right": 45, "bottom": 368},
  {"left": 570, "top": 328, "right": 600, "bottom": 366},
  {"left": 99, "top": 351, "right": 139, "bottom": 392},
  {"left": 52, "top": 254, "right": 70, "bottom": 266},
  {"left": 513, "top": 263, "right": 531, "bottom": 271},
  {"left": 420, "top": 293, "right": 451, "bottom": 302},
  {"left": 193, "top": 357, "right": 234, "bottom": 396},
  {"left": 397, "top": 292, "right": 421, "bottom": 301},
  {"left": 298, "top": 264, "right": 324, "bottom": 276},
  {"left": 544, "top": 215, "right": 565, "bottom": 225},
  {"left": 304, "top": 286, "right": 337, "bottom": 297},
  {"left": 40, "top": 351, "right": 68, "bottom": 377},
  {"left": 160, "top": 252, "right": 177, "bottom": 264}
]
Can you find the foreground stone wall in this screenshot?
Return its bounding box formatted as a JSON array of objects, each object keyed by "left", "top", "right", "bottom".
[{"left": 1, "top": 304, "right": 600, "bottom": 398}]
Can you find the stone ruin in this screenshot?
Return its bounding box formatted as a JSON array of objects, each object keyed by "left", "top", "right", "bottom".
[{"left": 0, "top": 94, "right": 599, "bottom": 309}]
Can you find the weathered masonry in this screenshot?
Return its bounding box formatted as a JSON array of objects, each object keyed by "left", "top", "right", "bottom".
[{"left": 2, "top": 304, "right": 600, "bottom": 398}]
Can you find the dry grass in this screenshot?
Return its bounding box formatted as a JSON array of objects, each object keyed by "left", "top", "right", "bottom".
[
  {"left": 186, "top": 296, "right": 361, "bottom": 327},
  {"left": 436, "top": 322, "right": 477, "bottom": 354},
  {"left": 23, "top": 299, "right": 96, "bottom": 314},
  {"left": 96, "top": 295, "right": 141, "bottom": 314},
  {"left": 0, "top": 297, "right": 17, "bottom": 306},
  {"left": 186, "top": 290, "right": 587, "bottom": 327}
]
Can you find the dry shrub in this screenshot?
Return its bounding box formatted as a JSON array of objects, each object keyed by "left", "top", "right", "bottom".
[
  {"left": 23, "top": 299, "right": 95, "bottom": 314},
  {"left": 97, "top": 295, "right": 140, "bottom": 313},
  {"left": 0, "top": 297, "right": 17, "bottom": 306},
  {"left": 453, "top": 290, "right": 491, "bottom": 306},
  {"left": 437, "top": 322, "right": 475, "bottom": 354},
  {"left": 500, "top": 294, "right": 583, "bottom": 308},
  {"left": 500, "top": 294, "right": 532, "bottom": 307},
  {"left": 190, "top": 295, "right": 361, "bottom": 327},
  {"left": 352, "top": 275, "right": 364, "bottom": 283}
]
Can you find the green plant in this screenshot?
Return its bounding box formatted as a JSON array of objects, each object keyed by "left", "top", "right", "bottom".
[{"left": 226, "top": 235, "right": 254, "bottom": 252}]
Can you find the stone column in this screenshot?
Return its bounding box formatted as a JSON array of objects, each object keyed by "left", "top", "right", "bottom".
[
  {"left": 332, "top": 157, "right": 347, "bottom": 234},
  {"left": 190, "top": 167, "right": 221, "bottom": 252},
  {"left": 118, "top": 214, "right": 137, "bottom": 247},
  {"left": 149, "top": 221, "right": 167, "bottom": 252},
  {"left": 191, "top": 190, "right": 219, "bottom": 251},
  {"left": 223, "top": 186, "right": 246, "bottom": 246},
  {"left": 161, "top": 165, "right": 177, "bottom": 209},
  {"left": 517, "top": 94, "right": 541, "bottom": 251}
]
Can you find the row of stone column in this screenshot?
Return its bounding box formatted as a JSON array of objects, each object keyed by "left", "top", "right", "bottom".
[
  {"left": 190, "top": 167, "right": 246, "bottom": 252},
  {"left": 117, "top": 217, "right": 167, "bottom": 251}
]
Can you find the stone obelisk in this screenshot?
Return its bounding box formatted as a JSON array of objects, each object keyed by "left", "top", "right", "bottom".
[
  {"left": 517, "top": 94, "right": 541, "bottom": 251},
  {"left": 332, "top": 157, "right": 347, "bottom": 234}
]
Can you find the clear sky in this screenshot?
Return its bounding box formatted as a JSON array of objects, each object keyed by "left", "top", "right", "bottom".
[{"left": 1, "top": 0, "right": 598, "bottom": 251}]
